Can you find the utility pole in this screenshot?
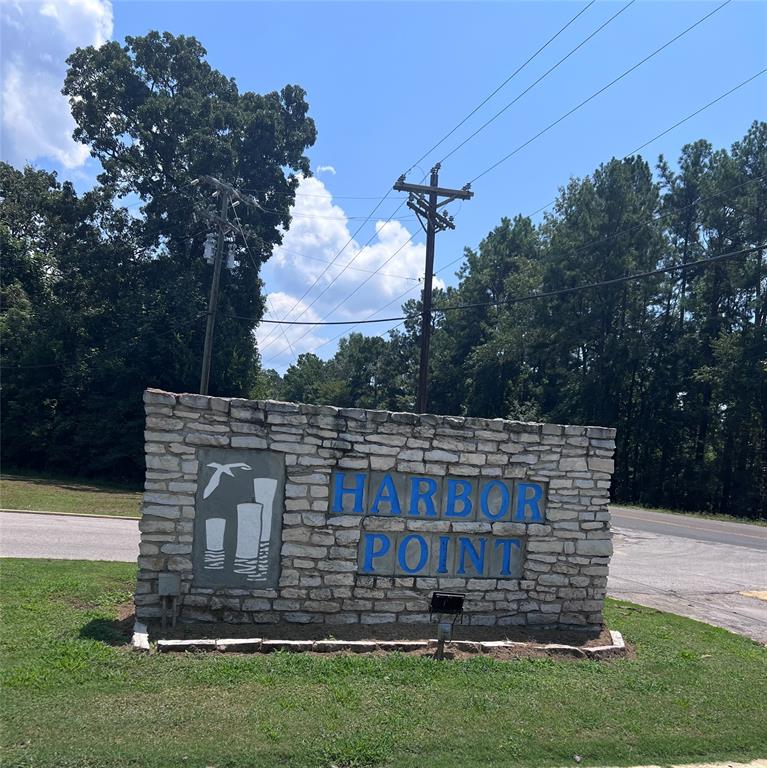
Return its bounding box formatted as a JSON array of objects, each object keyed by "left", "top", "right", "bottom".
[
  {"left": 196, "top": 175, "right": 259, "bottom": 395},
  {"left": 199, "top": 185, "right": 231, "bottom": 395},
  {"left": 394, "top": 163, "right": 473, "bottom": 413}
]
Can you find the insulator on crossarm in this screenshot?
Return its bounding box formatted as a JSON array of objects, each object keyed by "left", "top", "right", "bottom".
[
  {"left": 203, "top": 233, "right": 216, "bottom": 264},
  {"left": 226, "top": 243, "right": 237, "bottom": 270}
]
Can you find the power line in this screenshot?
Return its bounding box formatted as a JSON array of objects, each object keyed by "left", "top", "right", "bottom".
[
  {"left": 263, "top": 238, "right": 419, "bottom": 328},
  {"left": 437, "top": 244, "right": 762, "bottom": 315},
  {"left": 243, "top": 189, "right": 399, "bottom": 201},
  {"left": 403, "top": 0, "right": 599, "bottom": 175},
  {"left": 253, "top": 196, "right": 410, "bottom": 351},
  {"left": 118, "top": 181, "right": 408, "bottom": 226},
  {"left": 565, "top": 174, "right": 766, "bottom": 262},
  {"left": 258, "top": 4, "right": 605, "bottom": 346},
  {"left": 295, "top": 192, "right": 402, "bottom": 200},
  {"left": 275, "top": 243, "right": 420, "bottom": 282},
  {"left": 230, "top": 203, "right": 297, "bottom": 359},
  {"left": 259, "top": 230, "right": 418, "bottom": 356},
  {"left": 259, "top": 186, "right": 470, "bottom": 359},
  {"left": 254, "top": 193, "right": 405, "bottom": 350},
  {"left": 126, "top": 184, "right": 419, "bottom": 278},
  {"left": 325, "top": 169, "right": 767, "bottom": 349},
  {"left": 626, "top": 68, "right": 767, "bottom": 157},
  {"left": 525, "top": 67, "right": 767, "bottom": 219},
  {"left": 262, "top": 172, "right": 765, "bottom": 362},
  {"left": 15, "top": 246, "right": 760, "bottom": 373},
  {"left": 253, "top": 202, "right": 415, "bottom": 222},
  {"left": 254, "top": 183, "right": 413, "bottom": 351},
  {"left": 263, "top": 280, "right": 426, "bottom": 360},
  {"left": 434, "top": 172, "right": 766, "bottom": 280},
  {"left": 261, "top": 0, "right": 727, "bottom": 354},
  {"left": 436, "top": 0, "right": 636, "bottom": 167},
  {"left": 254, "top": 285, "right": 419, "bottom": 363},
  {"left": 469, "top": 0, "right": 733, "bottom": 186},
  {"left": 242, "top": 244, "right": 763, "bottom": 328},
  {"left": 254, "top": 242, "right": 761, "bottom": 367}
]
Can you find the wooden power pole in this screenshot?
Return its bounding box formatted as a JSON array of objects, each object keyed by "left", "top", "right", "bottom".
[
  {"left": 196, "top": 175, "right": 259, "bottom": 395},
  {"left": 199, "top": 186, "right": 231, "bottom": 395},
  {"left": 394, "top": 163, "right": 473, "bottom": 413}
]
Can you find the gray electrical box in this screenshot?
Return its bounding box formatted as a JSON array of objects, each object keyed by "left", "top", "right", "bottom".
[{"left": 158, "top": 572, "right": 180, "bottom": 596}]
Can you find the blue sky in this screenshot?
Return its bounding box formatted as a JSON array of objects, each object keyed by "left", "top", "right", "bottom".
[{"left": 2, "top": 0, "right": 765, "bottom": 371}]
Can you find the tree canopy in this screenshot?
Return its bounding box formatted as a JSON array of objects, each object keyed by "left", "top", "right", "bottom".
[
  {"left": 1, "top": 29, "right": 763, "bottom": 518},
  {"left": 271, "top": 123, "right": 766, "bottom": 519},
  {"left": 1, "top": 31, "right": 316, "bottom": 479}
]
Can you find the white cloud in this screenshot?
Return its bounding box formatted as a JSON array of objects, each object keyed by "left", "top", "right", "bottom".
[
  {"left": 315, "top": 164, "right": 336, "bottom": 175},
  {"left": 257, "top": 176, "right": 441, "bottom": 371},
  {"left": 256, "top": 291, "right": 329, "bottom": 367},
  {"left": 0, "top": 0, "right": 113, "bottom": 169}
]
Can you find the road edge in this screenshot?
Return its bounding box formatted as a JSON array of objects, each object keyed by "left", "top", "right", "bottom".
[{"left": 0, "top": 508, "right": 140, "bottom": 521}]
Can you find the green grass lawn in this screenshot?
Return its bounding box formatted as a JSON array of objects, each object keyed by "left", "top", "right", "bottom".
[
  {"left": 1, "top": 559, "right": 766, "bottom": 768},
  {"left": 0, "top": 471, "right": 141, "bottom": 518}
]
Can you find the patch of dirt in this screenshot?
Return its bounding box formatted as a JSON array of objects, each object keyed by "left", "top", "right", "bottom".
[{"left": 114, "top": 602, "right": 135, "bottom": 623}]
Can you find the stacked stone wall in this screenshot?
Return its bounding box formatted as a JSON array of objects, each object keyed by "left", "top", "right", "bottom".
[{"left": 136, "top": 388, "right": 616, "bottom": 631}]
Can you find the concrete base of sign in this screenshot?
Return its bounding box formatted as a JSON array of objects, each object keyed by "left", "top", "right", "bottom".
[
  {"left": 131, "top": 621, "right": 149, "bottom": 651},
  {"left": 153, "top": 630, "right": 627, "bottom": 659}
]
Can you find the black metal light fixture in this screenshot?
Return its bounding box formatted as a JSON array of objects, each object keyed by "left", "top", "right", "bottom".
[
  {"left": 430, "top": 592, "right": 465, "bottom": 659},
  {"left": 429, "top": 591, "right": 465, "bottom": 615}
]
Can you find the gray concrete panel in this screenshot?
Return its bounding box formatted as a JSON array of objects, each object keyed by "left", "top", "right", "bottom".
[{"left": 192, "top": 447, "right": 284, "bottom": 589}]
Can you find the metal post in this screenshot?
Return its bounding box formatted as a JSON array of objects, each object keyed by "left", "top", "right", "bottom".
[
  {"left": 416, "top": 165, "right": 439, "bottom": 413},
  {"left": 199, "top": 190, "right": 230, "bottom": 395}
]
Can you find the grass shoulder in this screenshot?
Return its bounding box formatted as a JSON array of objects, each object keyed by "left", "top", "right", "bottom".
[
  {"left": 613, "top": 502, "right": 767, "bottom": 527},
  {"left": 0, "top": 469, "right": 141, "bottom": 518},
  {"left": 1, "top": 558, "right": 766, "bottom": 768}
]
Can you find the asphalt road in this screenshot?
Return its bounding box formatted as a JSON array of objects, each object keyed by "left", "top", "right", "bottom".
[
  {"left": 2, "top": 506, "right": 765, "bottom": 643},
  {"left": 0, "top": 512, "right": 140, "bottom": 562},
  {"left": 608, "top": 506, "right": 767, "bottom": 644},
  {"left": 611, "top": 505, "right": 767, "bottom": 551}
]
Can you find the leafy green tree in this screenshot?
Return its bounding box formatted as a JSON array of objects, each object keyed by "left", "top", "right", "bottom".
[
  {"left": 281, "top": 354, "right": 338, "bottom": 405},
  {"left": 332, "top": 333, "right": 388, "bottom": 409},
  {"left": 63, "top": 31, "right": 316, "bottom": 396},
  {"left": 250, "top": 368, "right": 284, "bottom": 400},
  {"left": 1, "top": 31, "right": 316, "bottom": 479},
  {"left": 332, "top": 124, "right": 765, "bottom": 518},
  {"left": 1, "top": 164, "right": 153, "bottom": 476}
]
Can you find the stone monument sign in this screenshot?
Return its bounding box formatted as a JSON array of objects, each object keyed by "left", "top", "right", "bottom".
[{"left": 135, "top": 389, "right": 616, "bottom": 632}]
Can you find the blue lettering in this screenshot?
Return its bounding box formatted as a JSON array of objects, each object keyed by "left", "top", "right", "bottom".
[
  {"left": 332, "top": 472, "right": 366, "bottom": 514},
  {"left": 397, "top": 534, "right": 429, "bottom": 574},
  {"left": 370, "top": 473, "right": 402, "bottom": 515},
  {"left": 457, "top": 536, "right": 486, "bottom": 575},
  {"left": 361, "top": 532, "right": 391, "bottom": 573},
  {"left": 444, "top": 478, "right": 473, "bottom": 518},
  {"left": 436, "top": 535, "right": 450, "bottom": 574},
  {"left": 479, "top": 480, "right": 510, "bottom": 521},
  {"left": 514, "top": 482, "right": 544, "bottom": 522},
  {"left": 408, "top": 476, "right": 439, "bottom": 517},
  {"left": 494, "top": 538, "right": 521, "bottom": 576}
]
